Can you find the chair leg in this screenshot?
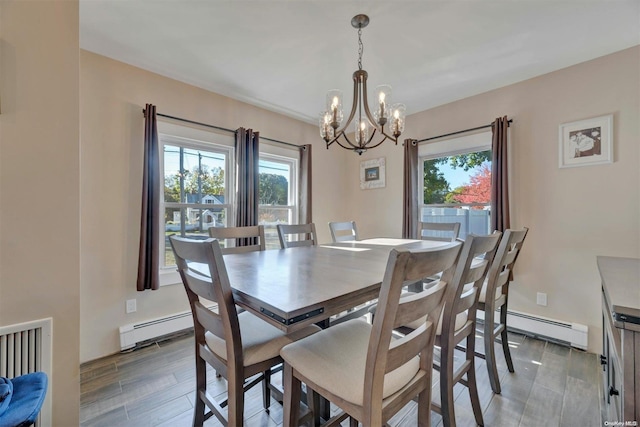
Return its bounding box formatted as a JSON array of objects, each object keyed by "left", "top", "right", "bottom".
[
  {"left": 262, "top": 369, "right": 271, "bottom": 413},
  {"left": 283, "top": 363, "right": 301, "bottom": 427},
  {"left": 499, "top": 305, "right": 514, "bottom": 373},
  {"left": 465, "top": 335, "right": 484, "bottom": 426},
  {"left": 307, "top": 387, "right": 321, "bottom": 426},
  {"left": 193, "top": 357, "right": 207, "bottom": 427},
  {"left": 417, "top": 383, "right": 432, "bottom": 427},
  {"left": 483, "top": 310, "right": 502, "bottom": 394},
  {"left": 227, "top": 368, "right": 245, "bottom": 427},
  {"left": 439, "top": 343, "right": 456, "bottom": 427},
  {"left": 349, "top": 416, "right": 359, "bottom": 427}
]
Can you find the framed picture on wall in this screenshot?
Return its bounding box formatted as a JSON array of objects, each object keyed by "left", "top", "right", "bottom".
[
  {"left": 360, "top": 157, "right": 386, "bottom": 190},
  {"left": 559, "top": 114, "right": 613, "bottom": 168}
]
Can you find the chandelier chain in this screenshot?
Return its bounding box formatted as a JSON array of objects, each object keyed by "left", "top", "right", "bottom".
[{"left": 357, "top": 27, "right": 363, "bottom": 70}]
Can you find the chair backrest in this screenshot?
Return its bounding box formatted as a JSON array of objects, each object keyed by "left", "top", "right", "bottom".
[
  {"left": 418, "top": 221, "right": 461, "bottom": 242},
  {"left": 209, "top": 225, "right": 266, "bottom": 254},
  {"left": 277, "top": 223, "right": 318, "bottom": 248},
  {"left": 440, "top": 232, "right": 502, "bottom": 337},
  {"left": 328, "top": 221, "right": 359, "bottom": 242},
  {"left": 484, "top": 227, "right": 529, "bottom": 302},
  {"left": 363, "top": 242, "right": 462, "bottom": 410},
  {"left": 169, "top": 236, "right": 243, "bottom": 365}
]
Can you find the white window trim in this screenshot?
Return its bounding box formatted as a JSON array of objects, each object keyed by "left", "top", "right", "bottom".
[
  {"left": 258, "top": 152, "right": 299, "bottom": 224},
  {"left": 159, "top": 131, "right": 234, "bottom": 287}
]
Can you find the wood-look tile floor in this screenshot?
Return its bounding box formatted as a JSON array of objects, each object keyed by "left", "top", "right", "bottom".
[{"left": 80, "top": 329, "right": 603, "bottom": 426}]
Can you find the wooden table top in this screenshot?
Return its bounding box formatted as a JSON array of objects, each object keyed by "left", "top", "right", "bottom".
[
  {"left": 223, "top": 238, "right": 448, "bottom": 332},
  {"left": 597, "top": 255, "right": 640, "bottom": 330}
]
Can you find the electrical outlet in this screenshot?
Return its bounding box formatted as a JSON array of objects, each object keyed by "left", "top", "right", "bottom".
[
  {"left": 536, "top": 292, "right": 547, "bottom": 306},
  {"left": 126, "top": 299, "right": 137, "bottom": 313}
]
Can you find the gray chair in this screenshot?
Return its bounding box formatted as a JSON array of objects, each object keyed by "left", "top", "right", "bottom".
[
  {"left": 328, "top": 221, "right": 359, "bottom": 242},
  {"left": 281, "top": 242, "right": 462, "bottom": 427},
  {"left": 276, "top": 223, "right": 317, "bottom": 248},
  {"left": 396, "top": 232, "right": 502, "bottom": 427},
  {"left": 209, "top": 225, "right": 266, "bottom": 254},
  {"left": 476, "top": 227, "right": 529, "bottom": 394},
  {"left": 419, "top": 221, "right": 461, "bottom": 242},
  {"left": 169, "top": 236, "right": 320, "bottom": 426}
]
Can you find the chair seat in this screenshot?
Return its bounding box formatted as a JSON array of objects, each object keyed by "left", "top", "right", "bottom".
[
  {"left": 205, "top": 311, "right": 320, "bottom": 366},
  {"left": 0, "top": 372, "right": 47, "bottom": 427},
  {"left": 477, "top": 278, "right": 502, "bottom": 303},
  {"left": 280, "top": 319, "right": 420, "bottom": 406}
]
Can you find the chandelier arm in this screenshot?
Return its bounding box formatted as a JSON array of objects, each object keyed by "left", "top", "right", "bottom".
[
  {"left": 359, "top": 71, "right": 378, "bottom": 128},
  {"left": 326, "top": 129, "right": 361, "bottom": 151},
  {"left": 379, "top": 128, "right": 400, "bottom": 144},
  {"left": 363, "top": 127, "right": 378, "bottom": 147},
  {"left": 363, "top": 134, "right": 391, "bottom": 150},
  {"left": 336, "top": 133, "right": 360, "bottom": 151},
  {"left": 335, "top": 71, "right": 362, "bottom": 136}
]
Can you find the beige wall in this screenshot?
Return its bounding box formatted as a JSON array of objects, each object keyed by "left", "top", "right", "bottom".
[
  {"left": 348, "top": 46, "right": 640, "bottom": 353},
  {"left": 0, "top": 1, "right": 81, "bottom": 425},
  {"left": 79, "top": 50, "right": 349, "bottom": 362}
]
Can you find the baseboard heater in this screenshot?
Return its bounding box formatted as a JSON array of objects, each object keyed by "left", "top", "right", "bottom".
[
  {"left": 119, "top": 305, "right": 216, "bottom": 351},
  {"left": 120, "top": 306, "right": 589, "bottom": 352},
  {"left": 477, "top": 309, "right": 588, "bottom": 350}
]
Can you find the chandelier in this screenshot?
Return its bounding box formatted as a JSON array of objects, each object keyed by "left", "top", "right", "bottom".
[{"left": 319, "top": 14, "right": 406, "bottom": 155}]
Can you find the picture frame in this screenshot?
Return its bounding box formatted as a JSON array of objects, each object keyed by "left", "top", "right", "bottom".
[
  {"left": 559, "top": 114, "right": 613, "bottom": 168},
  {"left": 360, "top": 157, "right": 386, "bottom": 190}
]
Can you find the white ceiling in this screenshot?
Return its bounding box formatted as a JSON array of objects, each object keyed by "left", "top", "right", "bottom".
[{"left": 80, "top": 1, "right": 640, "bottom": 124}]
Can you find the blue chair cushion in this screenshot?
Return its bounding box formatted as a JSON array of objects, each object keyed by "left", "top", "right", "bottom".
[
  {"left": 0, "top": 377, "right": 13, "bottom": 416},
  {"left": 0, "top": 372, "right": 47, "bottom": 427}
]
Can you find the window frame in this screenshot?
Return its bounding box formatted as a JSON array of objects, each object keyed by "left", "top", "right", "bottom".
[
  {"left": 158, "top": 132, "right": 234, "bottom": 286},
  {"left": 258, "top": 152, "right": 299, "bottom": 249},
  {"left": 418, "top": 131, "right": 492, "bottom": 238}
]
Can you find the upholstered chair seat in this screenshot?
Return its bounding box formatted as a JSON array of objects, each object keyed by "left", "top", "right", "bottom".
[{"left": 205, "top": 311, "right": 320, "bottom": 366}]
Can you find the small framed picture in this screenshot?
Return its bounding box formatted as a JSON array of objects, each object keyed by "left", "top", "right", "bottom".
[
  {"left": 360, "top": 157, "right": 385, "bottom": 189},
  {"left": 559, "top": 114, "right": 613, "bottom": 168}
]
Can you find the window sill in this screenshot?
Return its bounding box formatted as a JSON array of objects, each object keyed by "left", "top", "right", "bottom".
[{"left": 159, "top": 269, "right": 181, "bottom": 287}]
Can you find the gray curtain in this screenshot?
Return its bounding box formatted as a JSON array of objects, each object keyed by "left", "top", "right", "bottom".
[
  {"left": 235, "top": 128, "right": 259, "bottom": 245},
  {"left": 491, "top": 116, "right": 510, "bottom": 232},
  {"left": 402, "top": 139, "right": 418, "bottom": 239},
  {"left": 299, "top": 144, "right": 312, "bottom": 224},
  {"left": 137, "top": 104, "right": 161, "bottom": 291}
]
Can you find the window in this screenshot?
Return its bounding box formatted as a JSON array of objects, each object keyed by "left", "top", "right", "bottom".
[
  {"left": 419, "top": 131, "right": 492, "bottom": 239},
  {"left": 258, "top": 153, "right": 298, "bottom": 249},
  {"left": 160, "top": 134, "right": 233, "bottom": 269}
]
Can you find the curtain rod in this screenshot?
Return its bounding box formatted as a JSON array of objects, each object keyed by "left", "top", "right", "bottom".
[
  {"left": 415, "top": 119, "right": 513, "bottom": 144},
  {"left": 142, "top": 109, "right": 303, "bottom": 149}
]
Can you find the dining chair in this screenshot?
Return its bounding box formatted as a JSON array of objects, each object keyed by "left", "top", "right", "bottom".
[
  {"left": 408, "top": 222, "right": 461, "bottom": 293},
  {"left": 395, "top": 232, "right": 502, "bottom": 427},
  {"left": 328, "top": 221, "right": 359, "bottom": 242},
  {"left": 209, "top": 225, "right": 266, "bottom": 254},
  {"left": 419, "top": 221, "right": 461, "bottom": 242},
  {"left": 277, "top": 223, "right": 317, "bottom": 248},
  {"left": 280, "top": 242, "right": 462, "bottom": 427},
  {"left": 169, "top": 236, "right": 320, "bottom": 426},
  {"left": 475, "top": 227, "right": 529, "bottom": 394}
]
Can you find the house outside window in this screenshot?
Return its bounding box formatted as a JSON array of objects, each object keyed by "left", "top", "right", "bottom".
[
  {"left": 258, "top": 153, "right": 298, "bottom": 249},
  {"left": 160, "top": 134, "right": 233, "bottom": 269},
  {"left": 419, "top": 131, "right": 492, "bottom": 239}
]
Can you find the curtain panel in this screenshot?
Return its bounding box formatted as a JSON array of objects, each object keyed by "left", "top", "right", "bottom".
[
  {"left": 137, "top": 104, "right": 161, "bottom": 291},
  {"left": 491, "top": 116, "right": 511, "bottom": 232},
  {"left": 402, "top": 139, "right": 419, "bottom": 239},
  {"left": 299, "top": 144, "right": 313, "bottom": 224},
  {"left": 235, "top": 128, "right": 259, "bottom": 245}
]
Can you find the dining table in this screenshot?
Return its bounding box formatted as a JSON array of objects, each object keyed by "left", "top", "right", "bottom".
[{"left": 222, "top": 238, "right": 452, "bottom": 333}]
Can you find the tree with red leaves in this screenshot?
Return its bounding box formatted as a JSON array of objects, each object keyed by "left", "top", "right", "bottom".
[{"left": 449, "top": 163, "right": 491, "bottom": 206}]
